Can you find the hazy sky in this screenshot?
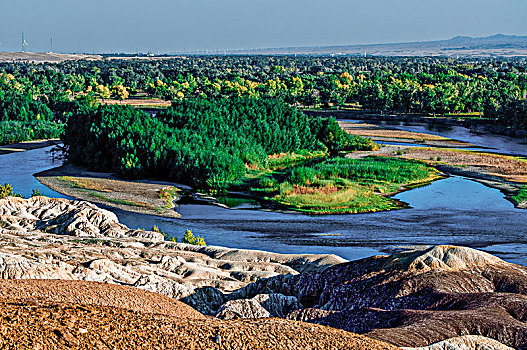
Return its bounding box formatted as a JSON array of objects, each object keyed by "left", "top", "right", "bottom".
[{"left": 0, "top": 0, "right": 526, "bottom": 53}]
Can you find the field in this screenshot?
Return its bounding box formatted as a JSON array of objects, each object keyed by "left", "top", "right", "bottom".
[{"left": 0, "top": 51, "right": 102, "bottom": 63}]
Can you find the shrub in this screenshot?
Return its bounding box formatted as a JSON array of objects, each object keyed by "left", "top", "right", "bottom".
[
  {"left": 31, "top": 189, "right": 44, "bottom": 197},
  {"left": 0, "top": 120, "right": 64, "bottom": 145},
  {"left": 181, "top": 229, "right": 206, "bottom": 246},
  {"left": 0, "top": 183, "right": 13, "bottom": 199},
  {"left": 310, "top": 116, "right": 377, "bottom": 155},
  {"left": 279, "top": 181, "right": 294, "bottom": 195},
  {"left": 0, "top": 183, "right": 21, "bottom": 199},
  {"left": 152, "top": 225, "right": 170, "bottom": 240},
  {"left": 259, "top": 177, "right": 278, "bottom": 188}
]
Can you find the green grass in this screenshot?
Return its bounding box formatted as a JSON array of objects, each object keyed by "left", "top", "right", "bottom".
[
  {"left": 266, "top": 150, "right": 327, "bottom": 168},
  {"left": 231, "top": 155, "right": 439, "bottom": 214},
  {"left": 512, "top": 186, "right": 527, "bottom": 204},
  {"left": 90, "top": 192, "right": 144, "bottom": 207},
  {"left": 275, "top": 184, "right": 400, "bottom": 214}
]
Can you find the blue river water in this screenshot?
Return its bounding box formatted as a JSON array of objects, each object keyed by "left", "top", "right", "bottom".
[
  {"left": 0, "top": 145, "right": 525, "bottom": 265},
  {"left": 342, "top": 119, "right": 527, "bottom": 156}
]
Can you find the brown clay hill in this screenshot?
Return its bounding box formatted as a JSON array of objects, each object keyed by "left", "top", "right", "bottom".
[
  {"left": 230, "top": 246, "right": 527, "bottom": 349},
  {"left": 0, "top": 279, "right": 204, "bottom": 319},
  {"left": 0, "top": 281, "right": 396, "bottom": 350}
]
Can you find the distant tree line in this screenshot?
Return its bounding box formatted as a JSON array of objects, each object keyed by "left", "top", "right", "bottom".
[{"left": 1, "top": 56, "right": 525, "bottom": 133}]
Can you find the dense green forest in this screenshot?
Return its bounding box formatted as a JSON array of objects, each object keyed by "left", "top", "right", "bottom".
[
  {"left": 64, "top": 97, "right": 374, "bottom": 189},
  {"left": 1, "top": 56, "right": 526, "bottom": 137},
  {"left": 0, "top": 73, "right": 64, "bottom": 144},
  {"left": 6, "top": 56, "right": 519, "bottom": 212}
]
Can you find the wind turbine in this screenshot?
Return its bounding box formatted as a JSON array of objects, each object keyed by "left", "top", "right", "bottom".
[{"left": 21, "top": 32, "right": 28, "bottom": 52}]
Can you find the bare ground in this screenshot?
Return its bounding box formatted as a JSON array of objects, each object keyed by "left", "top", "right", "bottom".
[
  {"left": 0, "top": 279, "right": 203, "bottom": 319},
  {"left": 396, "top": 148, "right": 527, "bottom": 183},
  {"left": 0, "top": 52, "right": 102, "bottom": 63},
  {"left": 100, "top": 97, "right": 171, "bottom": 108},
  {"left": 0, "top": 279, "right": 397, "bottom": 350},
  {"left": 339, "top": 121, "right": 475, "bottom": 148},
  {"left": 36, "top": 163, "right": 182, "bottom": 218}
]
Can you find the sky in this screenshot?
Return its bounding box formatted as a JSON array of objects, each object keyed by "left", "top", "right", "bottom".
[{"left": 0, "top": 0, "right": 526, "bottom": 54}]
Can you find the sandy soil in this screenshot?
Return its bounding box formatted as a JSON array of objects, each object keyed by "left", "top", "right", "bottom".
[
  {"left": 0, "top": 280, "right": 396, "bottom": 350},
  {"left": 0, "top": 279, "right": 203, "bottom": 319},
  {"left": 36, "top": 163, "right": 182, "bottom": 218},
  {"left": 397, "top": 148, "right": 527, "bottom": 183},
  {"left": 339, "top": 121, "right": 474, "bottom": 148}
]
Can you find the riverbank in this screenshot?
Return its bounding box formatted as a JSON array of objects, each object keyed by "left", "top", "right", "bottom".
[
  {"left": 338, "top": 121, "right": 476, "bottom": 149},
  {"left": 0, "top": 138, "right": 60, "bottom": 155},
  {"left": 36, "top": 146, "right": 526, "bottom": 215},
  {"left": 36, "top": 163, "right": 182, "bottom": 218},
  {"left": 36, "top": 154, "right": 442, "bottom": 216},
  {"left": 306, "top": 109, "right": 527, "bottom": 139},
  {"left": 394, "top": 147, "right": 527, "bottom": 209},
  {"left": 339, "top": 121, "right": 527, "bottom": 209}
]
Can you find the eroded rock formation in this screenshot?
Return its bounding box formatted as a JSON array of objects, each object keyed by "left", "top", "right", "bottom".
[
  {"left": 1, "top": 196, "right": 525, "bottom": 349},
  {"left": 228, "top": 245, "right": 527, "bottom": 349},
  {"left": 404, "top": 335, "right": 514, "bottom": 350},
  {"left": 0, "top": 196, "right": 344, "bottom": 314}
]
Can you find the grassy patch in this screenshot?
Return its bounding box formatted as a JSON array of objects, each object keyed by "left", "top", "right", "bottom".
[
  {"left": 266, "top": 150, "right": 327, "bottom": 168},
  {"left": 90, "top": 192, "right": 146, "bottom": 207},
  {"left": 59, "top": 176, "right": 113, "bottom": 192},
  {"left": 275, "top": 184, "right": 399, "bottom": 214},
  {"left": 232, "top": 155, "right": 439, "bottom": 214},
  {"left": 513, "top": 186, "right": 527, "bottom": 204}
]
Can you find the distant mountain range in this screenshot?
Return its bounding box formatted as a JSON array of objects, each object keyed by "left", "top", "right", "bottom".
[{"left": 227, "top": 34, "right": 527, "bottom": 57}]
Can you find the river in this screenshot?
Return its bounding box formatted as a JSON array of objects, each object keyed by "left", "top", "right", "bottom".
[
  {"left": 0, "top": 129, "right": 526, "bottom": 265},
  {"left": 343, "top": 119, "right": 527, "bottom": 156}
]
